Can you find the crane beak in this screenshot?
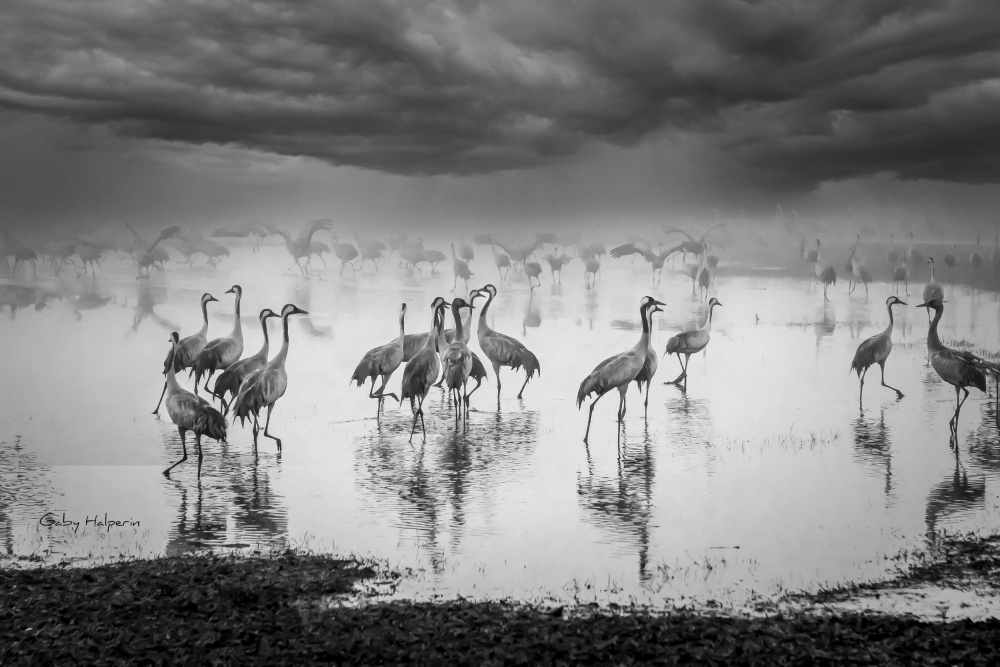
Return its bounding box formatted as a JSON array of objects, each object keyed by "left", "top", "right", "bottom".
[
  {"left": 897, "top": 300, "right": 907, "bottom": 306},
  {"left": 225, "top": 287, "right": 234, "bottom": 294},
  {"left": 915, "top": 302, "right": 928, "bottom": 308},
  {"left": 208, "top": 295, "right": 218, "bottom": 302}
]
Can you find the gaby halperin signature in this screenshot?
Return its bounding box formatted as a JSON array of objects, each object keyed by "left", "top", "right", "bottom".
[{"left": 39, "top": 512, "right": 141, "bottom": 533}]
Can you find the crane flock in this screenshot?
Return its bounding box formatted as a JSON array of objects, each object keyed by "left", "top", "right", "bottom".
[{"left": 20, "top": 220, "right": 981, "bottom": 472}]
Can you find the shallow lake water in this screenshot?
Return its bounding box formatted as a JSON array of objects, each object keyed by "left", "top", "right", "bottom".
[{"left": 3, "top": 239, "right": 1000, "bottom": 609}]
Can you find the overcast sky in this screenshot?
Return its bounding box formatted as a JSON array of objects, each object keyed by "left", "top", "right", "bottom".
[{"left": 2, "top": 0, "right": 1000, "bottom": 235}]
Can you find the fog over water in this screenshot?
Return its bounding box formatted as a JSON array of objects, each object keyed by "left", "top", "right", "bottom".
[{"left": 4, "top": 2, "right": 1000, "bottom": 611}]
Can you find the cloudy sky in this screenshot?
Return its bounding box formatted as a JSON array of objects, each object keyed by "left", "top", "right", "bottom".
[{"left": 2, "top": 0, "right": 1000, "bottom": 234}]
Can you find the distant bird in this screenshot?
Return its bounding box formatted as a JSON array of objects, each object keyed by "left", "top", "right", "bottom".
[
  {"left": 525, "top": 261, "right": 543, "bottom": 289},
  {"left": 351, "top": 303, "right": 407, "bottom": 419},
  {"left": 457, "top": 241, "right": 475, "bottom": 262},
  {"left": 544, "top": 253, "right": 573, "bottom": 284},
  {"left": 475, "top": 234, "right": 512, "bottom": 281},
  {"left": 885, "top": 233, "right": 901, "bottom": 268},
  {"left": 577, "top": 296, "right": 664, "bottom": 443},
  {"left": 269, "top": 219, "right": 333, "bottom": 277},
  {"left": 943, "top": 248, "right": 957, "bottom": 271},
  {"left": 664, "top": 297, "right": 722, "bottom": 391},
  {"left": 609, "top": 242, "right": 670, "bottom": 287},
  {"left": 584, "top": 256, "right": 601, "bottom": 288},
  {"left": 922, "top": 258, "right": 944, "bottom": 322},
  {"left": 451, "top": 243, "right": 472, "bottom": 290},
  {"left": 400, "top": 299, "right": 448, "bottom": 442},
  {"left": 970, "top": 230, "right": 983, "bottom": 280},
  {"left": 193, "top": 285, "right": 244, "bottom": 396},
  {"left": 153, "top": 292, "right": 218, "bottom": 414},
  {"left": 813, "top": 239, "right": 837, "bottom": 300},
  {"left": 354, "top": 230, "right": 386, "bottom": 270},
  {"left": 847, "top": 245, "right": 873, "bottom": 296},
  {"left": 992, "top": 228, "right": 1000, "bottom": 278},
  {"left": 905, "top": 231, "right": 924, "bottom": 270},
  {"left": 892, "top": 256, "right": 909, "bottom": 295},
  {"left": 127, "top": 223, "right": 181, "bottom": 277},
  {"left": 210, "top": 308, "right": 278, "bottom": 412},
  {"left": 161, "top": 332, "right": 227, "bottom": 478},
  {"left": 306, "top": 241, "right": 330, "bottom": 269},
  {"left": 917, "top": 298, "right": 986, "bottom": 441},
  {"left": 441, "top": 298, "right": 476, "bottom": 420},
  {"left": 851, "top": 296, "right": 906, "bottom": 403},
  {"left": 696, "top": 253, "right": 713, "bottom": 301},
  {"left": 423, "top": 248, "right": 447, "bottom": 273},
  {"left": 331, "top": 236, "right": 359, "bottom": 275},
  {"left": 472, "top": 284, "right": 540, "bottom": 408},
  {"left": 231, "top": 303, "right": 309, "bottom": 451}
]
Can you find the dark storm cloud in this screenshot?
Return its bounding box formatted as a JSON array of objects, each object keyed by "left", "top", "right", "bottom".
[{"left": 1, "top": 0, "right": 999, "bottom": 190}]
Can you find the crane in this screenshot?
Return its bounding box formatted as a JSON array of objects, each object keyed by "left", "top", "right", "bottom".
[
  {"left": 475, "top": 234, "right": 512, "bottom": 281},
  {"left": 268, "top": 219, "right": 333, "bottom": 277},
  {"left": 441, "top": 298, "right": 476, "bottom": 421},
  {"left": 400, "top": 298, "right": 448, "bottom": 442},
  {"left": 917, "top": 298, "right": 987, "bottom": 441},
  {"left": 210, "top": 308, "right": 279, "bottom": 412},
  {"left": 351, "top": 303, "right": 407, "bottom": 419},
  {"left": 847, "top": 245, "right": 873, "bottom": 296},
  {"left": 544, "top": 253, "right": 573, "bottom": 284},
  {"left": 525, "top": 261, "right": 543, "bottom": 289},
  {"left": 231, "top": 303, "right": 310, "bottom": 452},
  {"left": 451, "top": 243, "right": 472, "bottom": 290},
  {"left": 193, "top": 285, "right": 244, "bottom": 396},
  {"left": 922, "top": 258, "right": 944, "bottom": 323},
  {"left": 663, "top": 297, "right": 722, "bottom": 391},
  {"left": 812, "top": 239, "right": 837, "bottom": 300},
  {"left": 577, "top": 296, "right": 664, "bottom": 443},
  {"left": 161, "top": 331, "right": 227, "bottom": 478},
  {"left": 331, "top": 236, "right": 359, "bottom": 275},
  {"left": 354, "top": 230, "right": 386, "bottom": 270},
  {"left": 153, "top": 292, "right": 218, "bottom": 414},
  {"left": 970, "top": 230, "right": 983, "bottom": 282},
  {"left": 471, "top": 284, "right": 540, "bottom": 408},
  {"left": 850, "top": 296, "right": 906, "bottom": 403},
  {"left": 609, "top": 242, "right": 670, "bottom": 287}
]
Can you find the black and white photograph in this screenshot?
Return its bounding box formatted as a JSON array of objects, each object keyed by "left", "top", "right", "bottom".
[{"left": 5, "top": 1, "right": 1000, "bottom": 663}]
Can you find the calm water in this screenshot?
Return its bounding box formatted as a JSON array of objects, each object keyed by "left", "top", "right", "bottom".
[{"left": 2, "top": 241, "right": 1000, "bottom": 608}]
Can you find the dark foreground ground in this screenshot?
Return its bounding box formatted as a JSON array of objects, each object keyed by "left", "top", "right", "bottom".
[{"left": 4, "top": 536, "right": 1000, "bottom": 665}]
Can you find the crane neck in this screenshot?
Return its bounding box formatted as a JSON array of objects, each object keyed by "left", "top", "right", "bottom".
[
  {"left": 926, "top": 306, "right": 944, "bottom": 352},
  {"left": 396, "top": 309, "right": 406, "bottom": 348},
  {"left": 929, "top": 262, "right": 936, "bottom": 282},
  {"left": 704, "top": 302, "right": 717, "bottom": 330},
  {"left": 166, "top": 340, "right": 181, "bottom": 392},
  {"left": 884, "top": 303, "right": 897, "bottom": 335},
  {"left": 451, "top": 301, "right": 465, "bottom": 341},
  {"left": 258, "top": 316, "right": 271, "bottom": 357},
  {"left": 198, "top": 298, "right": 211, "bottom": 337},
  {"left": 478, "top": 291, "right": 495, "bottom": 332},
  {"left": 635, "top": 303, "right": 651, "bottom": 351},
  {"left": 273, "top": 310, "right": 293, "bottom": 366},
  {"left": 231, "top": 291, "right": 243, "bottom": 340},
  {"left": 422, "top": 308, "right": 439, "bottom": 352}
]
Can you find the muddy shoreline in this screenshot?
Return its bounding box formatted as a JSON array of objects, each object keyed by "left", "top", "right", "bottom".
[{"left": 3, "top": 533, "right": 1000, "bottom": 664}]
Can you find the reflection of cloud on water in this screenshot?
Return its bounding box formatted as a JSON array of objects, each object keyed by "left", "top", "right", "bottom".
[{"left": 851, "top": 407, "right": 894, "bottom": 499}]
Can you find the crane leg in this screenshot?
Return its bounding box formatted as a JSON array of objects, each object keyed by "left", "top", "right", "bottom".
[
  {"left": 516, "top": 374, "right": 530, "bottom": 399},
  {"left": 495, "top": 365, "right": 502, "bottom": 409},
  {"left": 152, "top": 380, "right": 168, "bottom": 414},
  {"left": 858, "top": 367, "right": 867, "bottom": 403},
  {"left": 617, "top": 387, "right": 628, "bottom": 422},
  {"left": 195, "top": 434, "right": 203, "bottom": 478},
  {"left": 164, "top": 428, "right": 188, "bottom": 477},
  {"left": 262, "top": 404, "right": 281, "bottom": 452},
  {"left": 879, "top": 362, "right": 903, "bottom": 399},
  {"left": 583, "top": 393, "right": 605, "bottom": 443}
]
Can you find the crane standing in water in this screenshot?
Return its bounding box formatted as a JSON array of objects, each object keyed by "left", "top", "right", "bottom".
[
  {"left": 472, "top": 284, "right": 540, "bottom": 408},
  {"left": 400, "top": 299, "right": 448, "bottom": 442},
  {"left": 813, "top": 240, "right": 837, "bottom": 300},
  {"left": 577, "top": 296, "right": 664, "bottom": 443},
  {"left": 664, "top": 297, "right": 722, "bottom": 391},
  {"left": 162, "top": 332, "right": 227, "bottom": 478},
  {"left": 231, "top": 303, "right": 309, "bottom": 452},
  {"left": 269, "top": 219, "right": 333, "bottom": 277},
  {"left": 922, "top": 258, "right": 944, "bottom": 323},
  {"left": 210, "top": 308, "right": 278, "bottom": 413},
  {"left": 917, "top": 298, "right": 987, "bottom": 442},
  {"left": 351, "top": 303, "right": 407, "bottom": 419},
  {"left": 441, "top": 298, "right": 476, "bottom": 421},
  {"left": 153, "top": 292, "right": 218, "bottom": 414},
  {"left": 193, "top": 285, "right": 244, "bottom": 397},
  {"left": 851, "top": 296, "right": 906, "bottom": 403}
]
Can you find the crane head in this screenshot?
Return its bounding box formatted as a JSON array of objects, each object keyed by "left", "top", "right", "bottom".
[
  {"left": 168, "top": 331, "right": 180, "bottom": 345},
  {"left": 259, "top": 308, "right": 278, "bottom": 321},
  {"left": 886, "top": 296, "right": 906, "bottom": 308},
  {"left": 201, "top": 293, "right": 219, "bottom": 304},
  {"left": 708, "top": 297, "right": 722, "bottom": 308},
  {"left": 225, "top": 284, "right": 242, "bottom": 297},
  {"left": 915, "top": 298, "right": 943, "bottom": 311},
  {"left": 280, "top": 303, "right": 309, "bottom": 317}
]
